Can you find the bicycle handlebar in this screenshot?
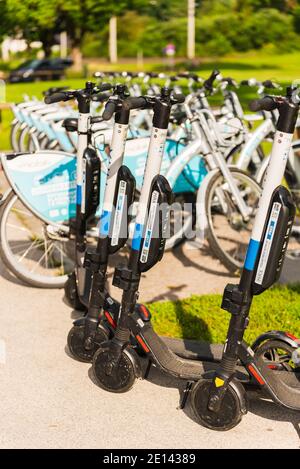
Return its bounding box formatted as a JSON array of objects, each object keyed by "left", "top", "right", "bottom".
[
  {"left": 171, "top": 93, "right": 186, "bottom": 104},
  {"left": 97, "top": 82, "right": 114, "bottom": 92},
  {"left": 249, "top": 96, "right": 277, "bottom": 112},
  {"left": 44, "top": 92, "right": 70, "bottom": 104},
  {"left": 204, "top": 69, "right": 221, "bottom": 91},
  {"left": 43, "top": 86, "right": 68, "bottom": 97}
]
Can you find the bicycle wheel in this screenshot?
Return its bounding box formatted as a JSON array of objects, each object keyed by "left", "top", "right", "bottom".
[
  {"left": 205, "top": 168, "right": 261, "bottom": 272},
  {"left": 0, "top": 191, "right": 74, "bottom": 288}
]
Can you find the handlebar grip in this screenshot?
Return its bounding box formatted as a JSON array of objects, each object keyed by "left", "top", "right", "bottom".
[
  {"left": 98, "top": 82, "right": 113, "bottom": 92},
  {"left": 222, "top": 77, "right": 237, "bottom": 87},
  {"left": 43, "top": 86, "right": 68, "bottom": 97},
  {"left": 92, "top": 91, "right": 111, "bottom": 103},
  {"left": 122, "top": 96, "right": 148, "bottom": 111},
  {"left": 204, "top": 69, "right": 221, "bottom": 89},
  {"left": 171, "top": 93, "right": 186, "bottom": 104},
  {"left": 262, "top": 80, "right": 279, "bottom": 90},
  {"left": 102, "top": 101, "right": 116, "bottom": 120},
  {"left": 249, "top": 97, "right": 277, "bottom": 112},
  {"left": 44, "top": 92, "right": 69, "bottom": 104}
]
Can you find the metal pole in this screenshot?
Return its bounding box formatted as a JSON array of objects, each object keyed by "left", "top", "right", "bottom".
[
  {"left": 60, "top": 31, "right": 68, "bottom": 59},
  {"left": 109, "top": 16, "right": 118, "bottom": 64},
  {"left": 187, "top": 0, "right": 195, "bottom": 60}
]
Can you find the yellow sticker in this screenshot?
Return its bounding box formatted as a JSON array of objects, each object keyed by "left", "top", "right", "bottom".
[{"left": 215, "top": 377, "right": 224, "bottom": 388}]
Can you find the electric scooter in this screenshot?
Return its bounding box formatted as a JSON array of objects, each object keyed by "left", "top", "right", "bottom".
[
  {"left": 91, "top": 87, "right": 300, "bottom": 427},
  {"left": 67, "top": 92, "right": 152, "bottom": 361},
  {"left": 189, "top": 88, "right": 300, "bottom": 430},
  {"left": 44, "top": 82, "right": 122, "bottom": 312}
]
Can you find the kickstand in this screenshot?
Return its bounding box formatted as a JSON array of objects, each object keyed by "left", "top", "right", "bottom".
[{"left": 178, "top": 381, "right": 193, "bottom": 410}]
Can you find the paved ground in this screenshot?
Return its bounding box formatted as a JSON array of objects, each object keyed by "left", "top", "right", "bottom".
[{"left": 0, "top": 244, "right": 299, "bottom": 450}]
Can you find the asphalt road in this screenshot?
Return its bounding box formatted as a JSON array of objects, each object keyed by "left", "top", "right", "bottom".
[{"left": 0, "top": 254, "right": 299, "bottom": 449}]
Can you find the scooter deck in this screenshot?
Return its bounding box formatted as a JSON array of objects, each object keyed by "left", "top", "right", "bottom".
[
  {"left": 162, "top": 336, "right": 223, "bottom": 362},
  {"left": 161, "top": 336, "right": 300, "bottom": 387}
]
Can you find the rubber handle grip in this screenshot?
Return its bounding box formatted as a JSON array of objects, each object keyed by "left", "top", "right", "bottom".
[
  {"left": 44, "top": 92, "right": 69, "bottom": 104},
  {"left": 262, "top": 80, "right": 277, "bottom": 89},
  {"left": 102, "top": 101, "right": 116, "bottom": 120},
  {"left": 171, "top": 93, "right": 186, "bottom": 104},
  {"left": 92, "top": 91, "right": 111, "bottom": 102},
  {"left": 249, "top": 97, "right": 277, "bottom": 112},
  {"left": 204, "top": 69, "right": 220, "bottom": 89},
  {"left": 98, "top": 82, "right": 113, "bottom": 92},
  {"left": 43, "top": 86, "right": 68, "bottom": 97},
  {"left": 122, "top": 96, "right": 148, "bottom": 111}
]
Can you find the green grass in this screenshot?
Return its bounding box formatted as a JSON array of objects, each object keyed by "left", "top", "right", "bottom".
[
  {"left": 148, "top": 284, "right": 300, "bottom": 344},
  {"left": 1, "top": 50, "right": 300, "bottom": 151}
]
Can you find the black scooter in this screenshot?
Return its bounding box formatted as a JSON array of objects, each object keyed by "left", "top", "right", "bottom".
[
  {"left": 45, "top": 81, "right": 115, "bottom": 312},
  {"left": 67, "top": 92, "right": 152, "bottom": 361}
]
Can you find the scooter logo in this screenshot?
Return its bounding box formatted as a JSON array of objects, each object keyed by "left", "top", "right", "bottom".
[
  {"left": 0, "top": 339, "right": 6, "bottom": 364},
  {"left": 292, "top": 348, "right": 300, "bottom": 366}
]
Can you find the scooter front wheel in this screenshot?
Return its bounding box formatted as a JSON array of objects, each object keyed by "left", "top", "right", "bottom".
[
  {"left": 190, "top": 378, "right": 247, "bottom": 431},
  {"left": 67, "top": 325, "right": 109, "bottom": 362},
  {"left": 92, "top": 345, "right": 138, "bottom": 393}
]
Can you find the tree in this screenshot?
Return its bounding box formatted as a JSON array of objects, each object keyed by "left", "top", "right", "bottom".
[{"left": 4, "top": 0, "right": 58, "bottom": 56}]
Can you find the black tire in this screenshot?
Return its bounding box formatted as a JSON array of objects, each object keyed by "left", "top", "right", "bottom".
[
  {"left": 254, "top": 339, "right": 298, "bottom": 371},
  {"left": 205, "top": 168, "right": 261, "bottom": 272},
  {"left": 67, "top": 324, "right": 109, "bottom": 362},
  {"left": 64, "top": 272, "right": 87, "bottom": 311},
  {"left": 191, "top": 379, "right": 246, "bottom": 431},
  {"left": 92, "top": 345, "right": 137, "bottom": 393}
]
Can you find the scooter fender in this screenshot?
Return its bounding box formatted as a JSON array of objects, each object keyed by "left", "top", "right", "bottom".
[{"left": 252, "top": 330, "right": 300, "bottom": 352}]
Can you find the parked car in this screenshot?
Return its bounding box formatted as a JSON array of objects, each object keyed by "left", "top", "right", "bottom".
[{"left": 8, "top": 58, "right": 73, "bottom": 83}]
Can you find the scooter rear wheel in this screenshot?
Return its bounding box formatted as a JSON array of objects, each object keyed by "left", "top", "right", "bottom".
[
  {"left": 67, "top": 325, "right": 109, "bottom": 362},
  {"left": 191, "top": 378, "right": 247, "bottom": 431},
  {"left": 92, "top": 346, "right": 137, "bottom": 393},
  {"left": 254, "top": 339, "right": 298, "bottom": 371}
]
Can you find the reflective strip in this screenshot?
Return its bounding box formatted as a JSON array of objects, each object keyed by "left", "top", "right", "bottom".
[
  {"left": 76, "top": 185, "right": 82, "bottom": 205},
  {"left": 132, "top": 223, "right": 143, "bottom": 251},
  {"left": 99, "top": 210, "right": 111, "bottom": 236},
  {"left": 244, "top": 239, "right": 260, "bottom": 271}
]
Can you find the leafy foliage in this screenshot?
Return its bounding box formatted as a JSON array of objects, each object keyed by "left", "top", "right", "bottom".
[{"left": 1, "top": 0, "right": 300, "bottom": 58}]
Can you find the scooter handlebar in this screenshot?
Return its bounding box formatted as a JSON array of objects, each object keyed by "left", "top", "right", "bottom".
[
  {"left": 102, "top": 101, "right": 116, "bottom": 120},
  {"left": 122, "top": 96, "right": 148, "bottom": 111},
  {"left": 249, "top": 96, "right": 277, "bottom": 112}
]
